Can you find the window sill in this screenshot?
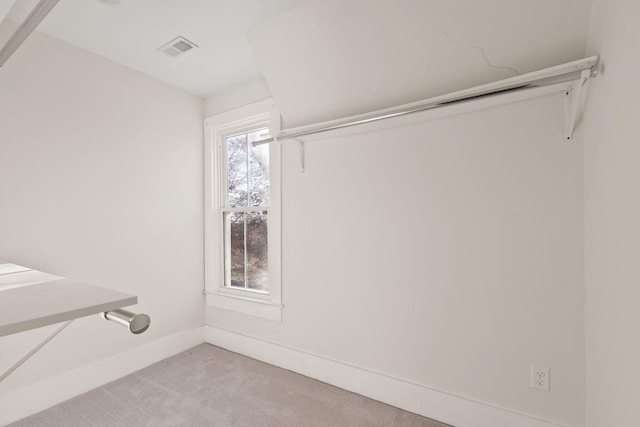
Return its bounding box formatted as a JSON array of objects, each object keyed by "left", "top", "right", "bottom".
[{"left": 205, "top": 291, "right": 282, "bottom": 322}]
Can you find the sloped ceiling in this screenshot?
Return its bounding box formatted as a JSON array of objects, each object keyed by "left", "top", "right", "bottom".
[{"left": 248, "top": 0, "right": 592, "bottom": 128}]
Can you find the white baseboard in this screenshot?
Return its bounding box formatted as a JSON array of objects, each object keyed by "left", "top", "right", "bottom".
[
  {"left": 205, "top": 325, "right": 565, "bottom": 427},
  {"left": 0, "top": 326, "right": 205, "bottom": 426}
]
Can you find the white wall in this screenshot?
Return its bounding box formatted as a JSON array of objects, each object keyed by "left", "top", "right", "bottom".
[
  {"left": 0, "top": 22, "right": 205, "bottom": 422},
  {"left": 207, "top": 90, "right": 585, "bottom": 425},
  {"left": 583, "top": 0, "right": 640, "bottom": 425},
  {"left": 204, "top": 77, "right": 272, "bottom": 117},
  {"left": 0, "top": 0, "right": 14, "bottom": 23}
]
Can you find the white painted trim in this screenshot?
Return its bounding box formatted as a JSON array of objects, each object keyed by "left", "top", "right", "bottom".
[
  {"left": 206, "top": 293, "right": 282, "bottom": 321},
  {"left": 205, "top": 325, "right": 569, "bottom": 427},
  {"left": 204, "top": 98, "right": 275, "bottom": 130},
  {"left": 0, "top": 326, "right": 205, "bottom": 425}
]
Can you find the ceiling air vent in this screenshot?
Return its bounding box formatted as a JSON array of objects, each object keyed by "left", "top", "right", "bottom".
[{"left": 157, "top": 36, "right": 198, "bottom": 58}]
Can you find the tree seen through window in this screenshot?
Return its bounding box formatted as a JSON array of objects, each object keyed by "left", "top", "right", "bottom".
[{"left": 225, "top": 129, "right": 269, "bottom": 290}]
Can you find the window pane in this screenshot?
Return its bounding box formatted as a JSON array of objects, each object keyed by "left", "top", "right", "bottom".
[
  {"left": 246, "top": 211, "right": 268, "bottom": 291},
  {"left": 227, "top": 134, "right": 248, "bottom": 207},
  {"left": 248, "top": 129, "right": 270, "bottom": 207},
  {"left": 225, "top": 212, "right": 245, "bottom": 288}
]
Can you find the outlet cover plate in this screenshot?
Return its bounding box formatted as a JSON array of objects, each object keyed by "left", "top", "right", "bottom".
[{"left": 530, "top": 365, "right": 550, "bottom": 391}]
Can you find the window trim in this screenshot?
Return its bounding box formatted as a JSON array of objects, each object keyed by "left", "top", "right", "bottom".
[{"left": 204, "top": 99, "right": 282, "bottom": 321}]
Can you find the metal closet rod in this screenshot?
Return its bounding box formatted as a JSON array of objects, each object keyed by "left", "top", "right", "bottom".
[
  {"left": 0, "top": 0, "right": 61, "bottom": 68},
  {"left": 253, "top": 56, "right": 599, "bottom": 147}
]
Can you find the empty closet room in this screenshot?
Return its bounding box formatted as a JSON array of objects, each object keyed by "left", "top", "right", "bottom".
[{"left": 0, "top": 0, "right": 638, "bottom": 426}]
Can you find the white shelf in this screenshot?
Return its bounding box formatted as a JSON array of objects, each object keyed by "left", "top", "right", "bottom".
[{"left": 0, "top": 263, "right": 137, "bottom": 337}]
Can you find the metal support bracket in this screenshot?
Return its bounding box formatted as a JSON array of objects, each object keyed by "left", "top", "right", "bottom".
[
  {"left": 294, "top": 138, "right": 305, "bottom": 173},
  {"left": 0, "top": 308, "right": 149, "bottom": 384},
  {"left": 564, "top": 66, "right": 598, "bottom": 140},
  {"left": 0, "top": 320, "right": 73, "bottom": 384},
  {"left": 281, "top": 137, "right": 305, "bottom": 173}
]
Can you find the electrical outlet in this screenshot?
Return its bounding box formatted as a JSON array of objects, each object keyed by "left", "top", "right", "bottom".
[{"left": 530, "top": 365, "right": 550, "bottom": 391}]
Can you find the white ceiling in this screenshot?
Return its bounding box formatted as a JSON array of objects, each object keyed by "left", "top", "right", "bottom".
[{"left": 4, "top": 0, "right": 302, "bottom": 98}]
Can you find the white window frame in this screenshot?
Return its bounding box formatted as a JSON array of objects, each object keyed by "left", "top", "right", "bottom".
[{"left": 204, "top": 99, "right": 282, "bottom": 321}]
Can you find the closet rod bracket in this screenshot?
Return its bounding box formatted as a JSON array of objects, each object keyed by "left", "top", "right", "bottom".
[
  {"left": 564, "top": 66, "right": 598, "bottom": 141},
  {"left": 294, "top": 138, "right": 305, "bottom": 173}
]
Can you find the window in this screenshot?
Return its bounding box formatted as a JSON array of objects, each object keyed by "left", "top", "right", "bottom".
[{"left": 204, "top": 99, "right": 282, "bottom": 321}]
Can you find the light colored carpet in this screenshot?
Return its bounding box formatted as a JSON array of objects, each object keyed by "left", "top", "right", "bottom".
[{"left": 11, "top": 344, "right": 450, "bottom": 427}]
